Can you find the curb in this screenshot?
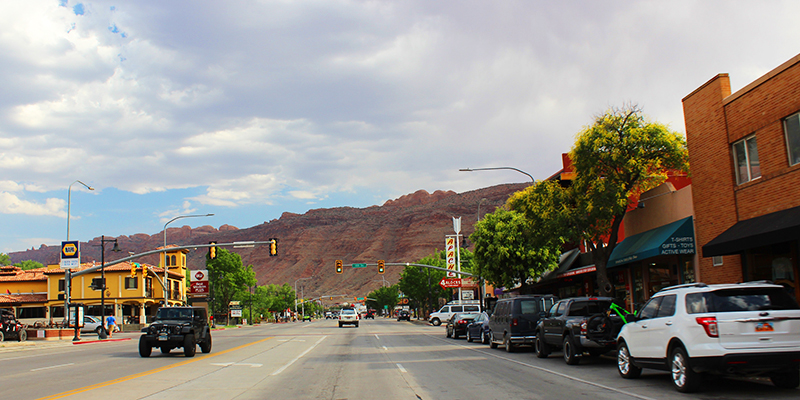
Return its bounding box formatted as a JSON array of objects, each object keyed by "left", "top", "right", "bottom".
[{"left": 73, "top": 337, "right": 132, "bottom": 345}]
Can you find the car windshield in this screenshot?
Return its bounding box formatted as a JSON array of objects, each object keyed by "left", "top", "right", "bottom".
[{"left": 156, "top": 308, "right": 193, "bottom": 320}]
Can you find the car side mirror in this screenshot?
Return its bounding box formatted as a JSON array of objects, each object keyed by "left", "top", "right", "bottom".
[{"left": 538, "top": 311, "right": 547, "bottom": 319}]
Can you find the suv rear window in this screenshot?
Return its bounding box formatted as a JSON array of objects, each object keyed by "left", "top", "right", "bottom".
[
  {"left": 520, "top": 299, "right": 539, "bottom": 314},
  {"left": 685, "top": 288, "right": 800, "bottom": 313},
  {"left": 568, "top": 301, "right": 611, "bottom": 316}
]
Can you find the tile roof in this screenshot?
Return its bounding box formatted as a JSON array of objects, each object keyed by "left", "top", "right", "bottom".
[
  {"left": 0, "top": 266, "right": 48, "bottom": 282},
  {"left": 42, "top": 261, "right": 183, "bottom": 278},
  {"left": 0, "top": 293, "right": 47, "bottom": 305}
]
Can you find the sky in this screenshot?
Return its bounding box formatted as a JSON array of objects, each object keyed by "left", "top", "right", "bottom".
[{"left": 2, "top": 0, "right": 800, "bottom": 254}]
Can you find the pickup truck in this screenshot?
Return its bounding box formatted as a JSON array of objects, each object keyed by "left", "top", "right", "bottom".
[{"left": 534, "top": 297, "right": 625, "bottom": 365}]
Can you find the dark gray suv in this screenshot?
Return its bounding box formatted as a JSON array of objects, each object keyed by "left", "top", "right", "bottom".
[
  {"left": 139, "top": 307, "right": 212, "bottom": 357},
  {"left": 488, "top": 295, "right": 558, "bottom": 352}
]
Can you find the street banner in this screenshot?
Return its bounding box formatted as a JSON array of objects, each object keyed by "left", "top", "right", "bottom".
[
  {"left": 60, "top": 240, "right": 80, "bottom": 269},
  {"left": 445, "top": 237, "right": 456, "bottom": 277}
]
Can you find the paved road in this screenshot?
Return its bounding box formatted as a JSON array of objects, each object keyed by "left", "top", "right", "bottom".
[{"left": 0, "top": 318, "right": 796, "bottom": 399}]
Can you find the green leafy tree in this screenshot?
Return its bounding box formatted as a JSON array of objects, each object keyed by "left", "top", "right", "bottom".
[
  {"left": 14, "top": 260, "right": 44, "bottom": 270},
  {"left": 399, "top": 251, "right": 454, "bottom": 318},
  {"left": 470, "top": 205, "right": 561, "bottom": 289},
  {"left": 0, "top": 253, "right": 10, "bottom": 266},
  {"left": 566, "top": 105, "right": 689, "bottom": 295},
  {"left": 263, "top": 283, "right": 296, "bottom": 314},
  {"left": 207, "top": 248, "right": 257, "bottom": 318},
  {"left": 366, "top": 285, "right": 399, "bottom": 312}
]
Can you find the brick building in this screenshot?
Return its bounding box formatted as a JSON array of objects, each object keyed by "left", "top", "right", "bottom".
[{"left": 683, "top": 53, "right": 800, "bottom": 300}]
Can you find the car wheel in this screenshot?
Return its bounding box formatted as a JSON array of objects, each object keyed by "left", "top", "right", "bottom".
[
  {"left": 95, "top": 327, "right": 104, "bottom": 335},
  {"left": 17, "top": 329, "right": 27, "bottom": 342},
  {"left": 563, "top": 336, "right": 580, "bottom": 365},
  {"left": 138, "top": 337, "right": 152, "bottom": 358},
  {"left": 466, "top": 330, "right": 473, "bottom": 342},
  {"left": 535, "top": 331, "right": 550, "bottom": 358},
  {"left": 446, "top": 327, "right": 452, "bottom": 338},
  {"left": 338, "top": 322, "right": 343, "bottom": 328},
  {"left": 670, "top": 347, "right": 701, "bottom": 393},
  {"left": 183, "top": 335, "right": 197, "bottom": 358},
  {"left": 453, "top": 330, "right": 459, "bottom": 339},
  {"left": 161, "top": 346, "right": 172, "bottom": 354},
  {"left": 431, "top": 318, "right": 441, "bottom": 326},
  {"left": 489, "top": 332, "right": 498, "bottom": 349},
  {"left": 616, "top": 342, "right": 641, "bottom": 379},
  {"left": 355, "top": 323, "right": 359, "bottom": 328},
  {"left": 200, "top": 334, "right": 212, "bottom": 354},
  {"left": 482, "top": 330, "right": 490, "bottom": 345},
  {"left": 770, "top": 367, "right": 800, "bottom": 389},
  {"left": 504, "top": 334, "right": 515, "bottom": 353}
]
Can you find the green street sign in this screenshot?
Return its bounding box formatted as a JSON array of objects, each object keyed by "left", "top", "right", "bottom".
[{"left": 352, "top": 263, "right": 367, "bottom": 268}]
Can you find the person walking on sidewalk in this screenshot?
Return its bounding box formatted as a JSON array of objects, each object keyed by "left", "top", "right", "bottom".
[{"left": 106, "top": 315, "right": 117, "bottom": 337}]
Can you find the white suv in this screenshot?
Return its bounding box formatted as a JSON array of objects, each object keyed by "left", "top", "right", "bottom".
[
  {"left": 338, "top": 308, "right": 359, "bottom": 328},
  {"left": 429, "top": 302, "right": 481, "bottom": 326},
  {"left": 616, "top": 281, "right": 800, "bottom": 392}
]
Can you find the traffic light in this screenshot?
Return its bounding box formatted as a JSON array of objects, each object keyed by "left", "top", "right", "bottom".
[
  {"left": 130, "top": 263, "right": 136, "bottom": 278},
  {"left": 269, "top": 238, "right": 278, "bottom": 257},
  {"left": 142, "top": 264, "right": 148, "bottom": 276},
  {"left": 90, "top": 277, "right": 105, "bottom": 291},
  {"left": 208, "top": 241, "right": 217, "bottom": 260},
  {"left": 335, "top": 259, "right": 343, "bottom": 274},
  {"left": 378, "top": 260, "right": 385, "bottom": 274}
]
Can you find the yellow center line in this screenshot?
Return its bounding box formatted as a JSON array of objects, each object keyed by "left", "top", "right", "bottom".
[{"left": 36, "top": 337, "right": 274, "bottom": 400}]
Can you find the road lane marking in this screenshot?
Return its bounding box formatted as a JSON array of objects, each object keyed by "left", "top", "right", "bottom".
[
  {"left": 210, "top": 362, "right": 262, "bottom": 368},
  {"left": 31, "top": 363, "right": 74, "bottom": 372},
  {"left": 443, "top": 337, "right": 657, "bottom": 400},
  {"left": 270, "top": 336, "right": 326, "bottom": 376},
  {"left": 396, "top": 363, "right": 407, "bottom": 373},
  {"left": 375, "top": 334, "right": 380, "bottom": 340},
  {"left": 382, "top": 346, "right": 388, "bottom": 351},
  {"left": 36, "top": 336, "right": 274, "bottom": 400}
]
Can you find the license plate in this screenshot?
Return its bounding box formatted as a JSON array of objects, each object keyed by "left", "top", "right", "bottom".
[
  {"left": 158, "top": 334, "right": 169, "bottom": 341},
  {"left": 755, "top": 322, "right": 774, "bottom": 332}
]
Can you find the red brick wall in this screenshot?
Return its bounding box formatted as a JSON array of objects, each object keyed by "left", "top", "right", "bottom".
[{"left": 682, "top": 74, "right": 743, "bottom": 284}]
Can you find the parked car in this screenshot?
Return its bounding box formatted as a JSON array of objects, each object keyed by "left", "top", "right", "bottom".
[
  {"left": 466, "top": 311, "right": 491, "bottom": 344},
  {"left": 0, "top": 309, "right": 26, "bottom": 342},
  {"left": 535, "top": 297, "right": 625, "bottom": 364},
  {"left": 139, "top": 307, "right": 212, "bottom": 358},
  {"left": 338, "top": 308, "right": 359, "bottom": 328},
  {"left": 397, "top": 310, "right": 411, "bottom": 321},
  {"left": 488, "top": 295, "right": 558, "bottom": 352},
  {"left": 429, "top": 301, "right": 481, "bottom": 326},
  {"left": 616, "top": 282, "right": 800, "bottom": 392},
  {"left": 446, "top": 313, "right": 480, "bottom": 339},
  {"left": 81, "top": 315, "right": 104, "bottom": 334}
]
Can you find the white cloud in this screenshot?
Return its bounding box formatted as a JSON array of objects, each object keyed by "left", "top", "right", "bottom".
[{"left": 0, "top": 192, "right": 64, "bottom": 217}]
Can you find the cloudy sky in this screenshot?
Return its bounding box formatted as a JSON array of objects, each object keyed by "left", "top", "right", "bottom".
[{"left": 2, "top": 0, "right": 799, "bottom": 253}]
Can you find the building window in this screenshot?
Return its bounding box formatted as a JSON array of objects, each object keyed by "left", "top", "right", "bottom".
[
  {"left": 784, "top": 112, "right": 800, "bottom": 166},
  {"left": 125, "top": 277, "right": 139, "bottom": 289},
  {"left": 58, "top": 279, "right": 65, "bottom": 292},
  {"left": 733, "top": 135, "right": 760, "bottom": 184},
  {"left": 712, "top": 256, "right": 723, "bottom": 266},
  {"left": 17, "top": 307, "right": 46, "bottom": 319}
]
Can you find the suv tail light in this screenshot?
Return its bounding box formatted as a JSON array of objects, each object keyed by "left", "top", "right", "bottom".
[
  {"left": 696, "top": 317, "right": 718, "bottom": 337},
  {"left": 511, "top": 318, "right": 518, "bottom": 327},
  {"left": 580, "top": 319, "right": 588, "bottom": 336}
]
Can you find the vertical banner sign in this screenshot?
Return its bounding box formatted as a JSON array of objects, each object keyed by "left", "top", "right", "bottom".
[
  {"left": 446, "top": 237, "right": 456, "bottom": 277},
  {"left": 60, "top": 241, "right": 80, "bottom": 269},
  {"left": 190, "top": 269, "right": 210, "bottom": 296}
]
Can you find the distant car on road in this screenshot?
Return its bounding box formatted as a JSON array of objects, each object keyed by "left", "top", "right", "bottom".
[
  {"left": 466, "top": 311, "right": 491, "bottom": 344},
  {"left": 338, "top": 308, "right": 359, "bottom": 328},
  {"left": 446, "top": 313, "right": 480, "bottom": 339},
  {"left": 397, "top": 310, "right": 411, "bottom": 321},
  {"left": 302, "top": 315, "right": 312, "bottom": 322}
]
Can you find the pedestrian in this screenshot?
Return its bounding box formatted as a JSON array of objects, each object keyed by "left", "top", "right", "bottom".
[{"left": 106, "top": 314, "right": 117, "bottom": 337}]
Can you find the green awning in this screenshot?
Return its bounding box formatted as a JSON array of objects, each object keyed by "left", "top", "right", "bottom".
[{"left": 608, "top": 216, "right": 695, "bottom": 268}]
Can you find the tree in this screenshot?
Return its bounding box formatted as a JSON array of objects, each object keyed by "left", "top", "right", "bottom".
[
  {"left": 263, "top": 283, "right": 295, "bottom": 314},
  {"left": 398, "top": 251, "right": 453, "bottom": 318},
  {"left": 470, "top": 204, "right": 561, "bottom": 290},
  {"left": 567, "top": 105, "right": 689, "bottom": 296},
  {"left": 366, "top": 285, "right": 399, "bottom": 312},
  {"left": 0, "top": 253, "right": 10, "bottom": 266},
  {"left": 207, "top": 248, "right": 257, "bottom": 319},
  {"left": 14, "top": 260, "right": 44, "bottom": 270}
]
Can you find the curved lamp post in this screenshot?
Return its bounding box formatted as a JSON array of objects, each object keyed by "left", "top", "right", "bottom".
[
  {"left": 67, "top": 180, "right": 94, "bottom": 240},
  {"left": 65, "top": 180, "right": 94, "bottom": 331},
  {"left": 459, "top": 167, "right": 535, "bottom": 184},
  {"left": 162, "top": 213, "right": 214, "bottom": 307}
]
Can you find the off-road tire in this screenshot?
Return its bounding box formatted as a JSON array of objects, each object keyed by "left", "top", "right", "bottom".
[
  {"left": 0, "top": 331, "right": 4, "bottom": 342},
  {"left": 563, "top": 335, "right": 580, "bottom": 365},
  {"left": 138, "top": 337, "right": 151, "bottom": 357},
  {"left": 200, "top": 334, "right": 212, "bottom": 354},
  {"left": 535, "top": 331, "right": 550, "bottom": 358},
  {"left": 183, "top": 334, "right": 196, "bottom": 358},
  {"left": 17, "top": 329, "right": 26, "bottom": 342}
]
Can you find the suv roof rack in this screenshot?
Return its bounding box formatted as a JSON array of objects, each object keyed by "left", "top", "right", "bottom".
[
  {"left": 738, "top": 280, "right": 775, "bottom": 285},
  {"left": 658, "top": 283, "right": 708, "bottom": 292}
]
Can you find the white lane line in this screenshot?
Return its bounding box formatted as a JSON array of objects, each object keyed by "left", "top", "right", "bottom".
[
  {"left": 382, "top": 346, "right": 388, "bottom": 351},
  {"left": 271, "top": 336, "right": 327, "bottom": 376},
  {"left": 31, "top": 363, "right": 74, "bottom": 372},
  {"left": 210, "top": 363, "right": 263, "bottom": 368},
  {"left": 374, "top": 334, "right": 380, "bottom": 340},
  {"left": 396, "top": 363, "right": 407, "bottom": 373}
]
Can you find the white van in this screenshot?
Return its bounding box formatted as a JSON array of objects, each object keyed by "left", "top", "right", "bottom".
[{"left": 429, "top": 301, "right": 481, "bottom": 326}]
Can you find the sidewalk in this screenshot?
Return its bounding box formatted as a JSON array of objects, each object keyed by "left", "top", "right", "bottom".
[{"left": 0, "top": 331, "right": 136, "bottom": 354}]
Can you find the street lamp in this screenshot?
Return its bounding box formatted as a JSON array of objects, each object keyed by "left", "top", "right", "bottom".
[
  {"left": 162, "top": 213, "right": 214, "bottom": 307},
  {"left": 294, "top": 276, "right": 313, "bottom": 318},
  {"left": 459, "top": 167, "right": 535, "bottom": 184},
  {"left": 65, "top": 180, "right": 94, "bottom": 327},
  {"left": 93, "top": 235, "right": 120, "bottom": 339}
]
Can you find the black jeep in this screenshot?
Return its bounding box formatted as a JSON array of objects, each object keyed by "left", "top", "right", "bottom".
[
  {"left": 139, "top": 307, "right": 212, "bottom": 357},
  {"left": 0, "top": 309, "right": 26, "bottom": 342}
]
